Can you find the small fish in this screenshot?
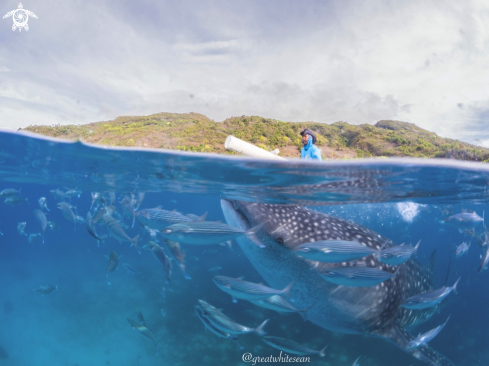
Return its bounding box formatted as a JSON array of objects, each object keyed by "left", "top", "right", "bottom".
[
  {"left": 195, "top": 305, "right": 242, "bottom": 345},
  {"left": 38, "top": 197, "right": 50, "bottom": 211},
  {"left": 136, "top": 208, "right": 192, "bottom": 230},
  {"left": 160, "top": 309, "right": 167, "bottom": 317},
  {"left": 294, "top": 240, "right": 378, "bottom": 263},
  {"left": 0, "top": 188, "right": 21, "bottom": 197},
  {"left": 85, "top": 212, "right": 102, "bottom": 240},
  {"left": 161, "top": 221, "right": 265, "bottom": 247},
  {"left": 17, "top": 222, "right": 27, "bottom": 236},
  {"left": 64, "top": 189, "right": 82, "bottom": 198},
  {"left": 169, "top": 200, "right": 177, "bottom": 204},
  {"left": 90, "top": 192, "right": 103, "bottom": 209},
  {"left": 213, "top": 276, "right": 293, "bottom": 301},
  {"left": 106, "top": 251, "right": 119, "bottom": 273},
  {"left": 151, "top": 243, "right": 172, "bottom": 284},
  {"left": 402, "top": 277, "right": 460, "bottom": 310},
  {"left": 445, "top": 210, "right": 483, "bottom": 228},
  {"left": 405, "top": 316, "right": 450, "bottom": 349},
  {"left": 377, "top": 240, "right": 420, "bottom": 266},
  {"left": 32, "top": 284, "right": 58, "bottom": 296},
  {"left": 127, "top": 318, "right": 158, "bottom": 355},
  {"left": 187, "top": 256, "right": 199, "bottom": 262},
  {"left": 4, "top": 195, "right": 29, "bottom": 205},
  {"left": 57, "top": 202, "right": 77, "bottom": 230},
  {"left": 135, "top": 308, "right": 145, "bottom": 326},
  {"left": 202, "top": 249, "right": 218, "bottom": 254},
  {"left": 120, "top": 197, "right": 136, "bottom": 228},
  {"left": 33, "top": 209, "right": 47, "bottom": 243},
  {"left": 320, "top": 266, "right": 398, "bottom": 287},
  {"left": 106, "top": 251, "right": 120, "bottom": 285},
  {"left": 197, "top": 300, "right": 268, "bottom": 336},
  {"left": 455, "top": 242, "right": 470, "bottom": 258},
  {"left": 135, "top": 192, "right": 145, "bottom": 210},
  {"left": 262, "top": 336, "right": 327, "bottom": 357},
  {"left": 478, "top": 245, "right": 489, "bottom": 273},
  {"left": 50, "top": 189, "right": 71, "bottom": 201},
  {"left": 208, "top": 266, "right": 222, "bottom": 272},
  {"left": 103, "top": 215, "right": 139, "bottom": 248},
  {"left": 163, "top": 239, "right": 191, "bottom": 280}
]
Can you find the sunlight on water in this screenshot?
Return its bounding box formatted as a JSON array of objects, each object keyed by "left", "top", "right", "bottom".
[{"left": 0, "top": 130, "right": 488, "bottom": 366}]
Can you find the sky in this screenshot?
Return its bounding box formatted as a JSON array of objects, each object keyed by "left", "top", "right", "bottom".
[{"left": 0, "top": 0, "right": 488, "bottom": 147}]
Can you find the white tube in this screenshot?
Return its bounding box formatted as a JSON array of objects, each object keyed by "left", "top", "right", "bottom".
[{"left": 224, "top": 135, "right": 287, "bottom": 160}]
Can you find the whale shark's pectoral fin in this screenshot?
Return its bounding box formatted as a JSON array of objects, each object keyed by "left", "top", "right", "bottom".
[{"left": 371, "top": 322, "right": 455, "bottom": 366}]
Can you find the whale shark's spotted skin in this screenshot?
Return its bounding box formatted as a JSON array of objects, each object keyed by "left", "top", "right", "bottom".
[{"left": 221, "top": 200, "right": 455, "bottom": 366}]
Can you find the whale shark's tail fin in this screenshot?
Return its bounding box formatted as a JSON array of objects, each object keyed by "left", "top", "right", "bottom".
[{"left": 372, "top": 322, "right": 455, "bottom": 366}]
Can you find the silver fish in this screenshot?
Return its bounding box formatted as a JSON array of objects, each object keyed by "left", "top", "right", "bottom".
[
  {"left": 33, "top": 209, "right": 47, "bottom": 243},
  {"left": 262, "top": 336, "right": 327, "bottom": 356},
  {"left": 135, "top": 192, "right": 145, "bottom": 210},
  {"left": 208, "top": 266, "right": 222, "bottom": 272},
  {"left": 32, "top": 284, "right": 58, "bottom": 295},
  {"left": 405, "top": 316, "right": 450, "bottom": 349},
  {"left": 213, "top": 276, "right": 293, "bottom": 301},
  {"left": 127, "top": 318, "right": 158, "bottom": 356},
  {"left": 50, "top": 189, "right": 71, "bottom": 201},
  {"left": 479, "top": 245, "right": 489, "bottom": 273},
  {"left": 194, "top": 306, "right": 243, "bottom": 348},
  {"left": 197, "top": 300, "right": 268, "bottom": 336},
  {"left": 4, "top": 195, "right": 29, "bottom": 205},
  {"left": 103, "top": 215, "right": 139, "bottom": 248},
  {"left": 120, "top": 197, "right": 136, "bottom": 228},
  {"left": 136, "top": 208, "right": 191, "bottom": 230},
  {"left": 64, "top": 189, "right": 82, "bottom": 198},
  {"left": 85, "top": 212, "right": 102, "bottom": 240},
  {"left": 160, "top": 221, "right": 265, "bottom": 247},
  {"left": 402, "top": 277, "right": 460, "bottom": 310},
  {"left": 444, "top": 210, "right": 483, "bottom": 228},
  {"left": 151, "top": 242, "right": 172, "bottom": 284},
  {"left": 455, "top": 241, "right": 470, "bottom": 258},
  {"left": 294, "top": 240, "right": 378, "bottom": 263},
  {"left": 0, "top": 188, "right": 21, "bottom": 197},
  {"left": 377, "top": 240, "right": 421, "bottom": 265},
  {"left": 57, "top": 202, "right": 77, "bottom": 225},
  {"left": 163, "top": 239, "right": 191, "bottom": 279},
  {"left": 38, "top": 197, "right": 49, "bottom": 211},
  {"left": 320, "top": 266, "right": 398, "bottom": 287}
]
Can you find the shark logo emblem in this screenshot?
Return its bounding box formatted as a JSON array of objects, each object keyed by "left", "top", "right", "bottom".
[{"left": 3, "top": 3, "right": 37, "bottom": 32}]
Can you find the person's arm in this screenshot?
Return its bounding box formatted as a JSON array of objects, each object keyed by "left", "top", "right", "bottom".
[{"left": 312, "top": 147, "right": 322, "bottom": 161}]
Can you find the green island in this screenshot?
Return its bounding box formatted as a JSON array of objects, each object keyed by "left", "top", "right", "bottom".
[{"left": 23, "top": 112, "right": 489, "bottom": 162}]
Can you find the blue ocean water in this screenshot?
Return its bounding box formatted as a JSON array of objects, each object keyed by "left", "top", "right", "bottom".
[{"left": 0, "top": 130, "right": 488, "bottom": 366}]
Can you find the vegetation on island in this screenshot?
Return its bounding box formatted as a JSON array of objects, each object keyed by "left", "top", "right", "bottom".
[{"left": 23, "top": 112, "right": 489, "bottom": 162}]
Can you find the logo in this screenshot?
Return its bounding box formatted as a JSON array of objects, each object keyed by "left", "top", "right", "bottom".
[{"left": 3, "top": 3, "right": 37, "bottom": 32}]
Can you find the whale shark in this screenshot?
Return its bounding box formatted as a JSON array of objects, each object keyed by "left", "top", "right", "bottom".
[{"left": 221, "top": 199, "right": 455, "bottom": 366}]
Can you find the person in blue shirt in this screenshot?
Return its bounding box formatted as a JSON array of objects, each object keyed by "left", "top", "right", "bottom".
[{"left": 300, "top": 128, "right": 322, "bottom": 161}]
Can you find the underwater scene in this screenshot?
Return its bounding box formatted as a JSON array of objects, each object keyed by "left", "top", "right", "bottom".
[{"left": 0, "top": 130, "right": 488, "bottom": 366}]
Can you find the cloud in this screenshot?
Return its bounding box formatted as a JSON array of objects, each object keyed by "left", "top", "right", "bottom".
[{"left": 0, "top": 0, "right": 488, "bottom": 147}]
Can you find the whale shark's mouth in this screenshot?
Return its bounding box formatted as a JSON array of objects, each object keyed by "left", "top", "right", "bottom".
[{"left": 220, "top": 199, "right": 252, "bottom": 231}]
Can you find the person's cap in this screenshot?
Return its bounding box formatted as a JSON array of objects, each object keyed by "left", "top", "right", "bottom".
[{"left": 300, "top": 128, "right": 317, "bottom": 144}]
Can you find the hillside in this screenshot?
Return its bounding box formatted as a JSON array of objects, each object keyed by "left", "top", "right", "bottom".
[{"left": 22, "top": 112, "right": 489, "bottom": 162}]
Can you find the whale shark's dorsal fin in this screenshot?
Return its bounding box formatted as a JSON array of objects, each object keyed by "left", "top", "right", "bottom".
[{"left": 371, "top": 322, "right": 455, "bottom": 366}]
